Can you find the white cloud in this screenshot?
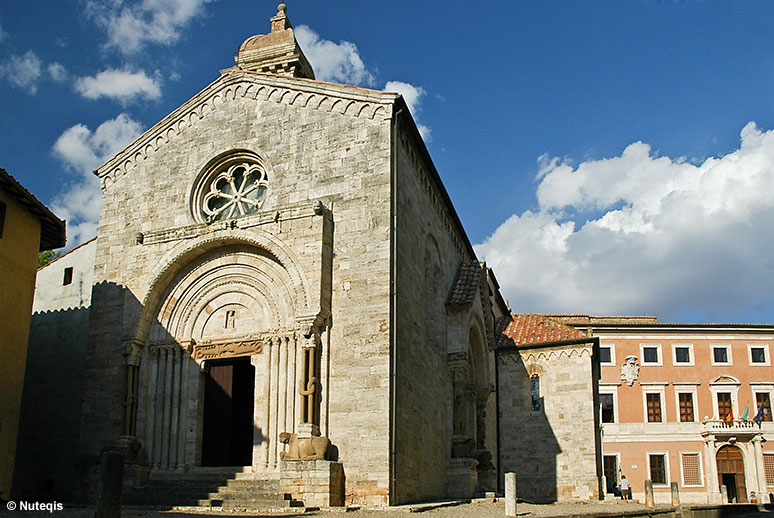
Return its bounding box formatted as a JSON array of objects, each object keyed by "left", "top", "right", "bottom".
[
  {"left": 48, "top": 62, "right": 68, "bottom": 82},
  {"left": 86, "top": 0, "right": 216, "bottom": 54},
  {"left": 52, "top": 113, "right": 144, "bottom": 245},
  {"left": 0, "top": 50, "right": 43, "bottom": 93},
  {"left": 295, "top": 25, "right": 374, "bottom": 87},
  {"left": 384, "top": 80, "right": 431, "bottom": 141},
  {"left": 75, "top": 68, "right": 162, "bottom": 104},
  {"left": 476, "top": 122, "right": 774, "bottom": 322}
]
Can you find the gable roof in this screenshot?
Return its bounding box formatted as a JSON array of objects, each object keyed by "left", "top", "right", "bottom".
[
  {"left": 95, "top": 71, "right": 398, "bottom": 186},
  {"left": 0, "top": 167, "right": 66, "bottom": 251},
  {"left": 498, "top": 313, "right": 588, "bottom": 348},
  {"left": 446, "top": 260, "right": 482, "bottom": 307}
]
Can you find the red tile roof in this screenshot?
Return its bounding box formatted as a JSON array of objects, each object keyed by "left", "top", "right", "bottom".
[{"left": 498, "top": 313, "right": 588, "bottom": 348}]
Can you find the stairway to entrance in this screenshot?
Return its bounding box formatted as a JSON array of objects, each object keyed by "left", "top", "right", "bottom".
[{"left": 123, "top": 469, "right": 301, "bottom": 509}]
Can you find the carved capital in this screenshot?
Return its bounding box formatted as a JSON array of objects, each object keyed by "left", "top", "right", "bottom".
[
  {"left": 123, "top": 340, "right": 145, "bottom": 366},
  {"left": 474, "top": 385, "right": 494, "bottom": 406}
]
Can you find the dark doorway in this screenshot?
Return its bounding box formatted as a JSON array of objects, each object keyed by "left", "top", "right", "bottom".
[
  {"left": 603, "top": 455, "right": 618, "bottom": 494},
  {"left": 201, "top": 357, "right": 255, "bottom": 466},
  {"left": 716, "top": 445, "right": 747, "bottom": 503}
]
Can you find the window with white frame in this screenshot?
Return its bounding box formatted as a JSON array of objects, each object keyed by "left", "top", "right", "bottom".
[
  {"left": 599, "top": 384, "right": 619, "bottom": 423},
  {"left": 642, "top": 384, "right": 667, "bottom": 423},
  {"left": 680, "top": 452, "right": 703, "bottom": 487},
  {"left": 641, "top": 343, "right": 662, "bottom": 365},
  {"left": 755, "top": 392, "right": 772, "bottom": 422},
  {"left": 673, "top": 383, "right": 699, "bottom": 423},
  {"left": 748, "top": 344, "right": 770, "bottom": 366},
  {"left": 711, "top": 344, "right": 732, "bottom": 366},
  {"left": 648, "top": 453, "right": 669, "bottom": 485},
  {"left": 709, "top": 377, "right": 740, "bottom": 420},
  {"left": 599, "top": 343, "right": 615, "bottom": 365},
  {"left": 672, "top": 344, "right": 694, "bottom": 366}
]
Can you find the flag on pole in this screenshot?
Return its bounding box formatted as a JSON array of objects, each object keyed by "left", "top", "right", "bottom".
[
  {"left": 753, "top": 404, "right": 764, "bottom": 423},
  {"left": 723, "top": 406, "right": 735, "bottom": 423},
  {"left": 741, "top": 403, "right": 750, "bottom": 421}
]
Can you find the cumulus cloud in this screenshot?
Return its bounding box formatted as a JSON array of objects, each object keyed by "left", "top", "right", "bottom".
[
  {"left": 52, "top": 113, "right": 144, "bottom": 245},
  {"left": 384, "top": 80, "right": 431, "bottom": 141},
  {"left": 86, "top": 0, "right": 216, "bottom": 54},
  {"left": 48, "top": 62, "right": 68, "bottom": 82},
  {"left": 75, "top": 68, "right": 162, "bottom": 104},
  {"left": 0, "top": 50, "right": 43, "bottom": 93},
  {"left": 476, "top": 122, "right": 774, "bottom": 322},
  {"left": 295, "top": 25, "right": 374, "bottom": 86}
]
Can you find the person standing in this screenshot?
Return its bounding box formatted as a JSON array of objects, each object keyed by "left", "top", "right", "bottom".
[{"left": 620, "top": 475, "right": 630, "bottom": 500}]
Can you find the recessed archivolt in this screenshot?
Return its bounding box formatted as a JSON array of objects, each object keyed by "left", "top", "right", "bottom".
[
  {"left": 136, "top": 232, "right": 310, "bottom": 344},
  {"left": 98, "top": 74, "right": 395, "bottom": 187}
]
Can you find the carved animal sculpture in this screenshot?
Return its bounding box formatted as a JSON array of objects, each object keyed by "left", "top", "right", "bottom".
[{"left": 279, "top": 432, "right": 330, "bottom": 460}]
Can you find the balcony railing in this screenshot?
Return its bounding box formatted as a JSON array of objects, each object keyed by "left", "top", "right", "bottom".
[{"left": 702, "top": 419, "right": 761, "bottom": 434}]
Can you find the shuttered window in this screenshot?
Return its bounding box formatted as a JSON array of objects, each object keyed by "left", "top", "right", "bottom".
[
  {"left": 679, "top": 393, "right": 694, "bottom": 422},
  {"left": 681, "top": 453, "right": 701, "bottom": 486},
  {"left": 646, "top": 393, "right": 662, "bottom": 422},
  {"left": 717, "top": 392, "right": 732, "bottom": 420},
  {"left": 649, "top": 454, "right": 667, "bottom": 485},
  {"left": 764, "top": 453, "right": 774, "bottom": 486}
]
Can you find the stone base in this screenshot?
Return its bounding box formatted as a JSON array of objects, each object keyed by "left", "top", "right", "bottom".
[
  {"left": 279, "top": 459, "right": 344, "bottom": 507},
  {"left": 477, "top": 469, "right": 496, "bottom": 493},
  {"left": 446, "top": 458, "right": 478, "bottom": 499}
]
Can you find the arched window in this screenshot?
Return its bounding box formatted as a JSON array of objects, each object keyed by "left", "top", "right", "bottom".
[{"left": 531, "top": 374, "right": 541, "bottom": 411}]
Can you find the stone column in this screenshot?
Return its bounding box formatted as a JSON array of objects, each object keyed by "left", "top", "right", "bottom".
[
  {"left": 704, "top": 435, "right": 720, "bottom": 504},
  {"left": 286, "top": 334, "right": 297, "bottom": 434},
  {"left": 152, "top": 348, "right": 166, "bottom": 469},
  {"left": 252, "top": 350, "right": 270, "bottom": 472},
  {"left": 145, "top": 348, "right": 159, "bottom": 466},
  {"left": 277, "top": 336, "right": 288, "bottom": 441},
  {"left": 752, "top": 435, "right": 767, "bottom": 497},
  {"left": 505, "top": 472, "right": 517, "bottom": 517},
  {"left": 169, "top": 347, "right": 182, "bottom": 469},
  {"left": 671, "top": 481, "right": 680, "bottom": 506},
  {"left": 644, "top": 479, "right": 654, "bottom": 508},
  {"left": 268, "top": 338, "right": 279, "bottom": 470},
  {"left": 161, "top": 346, "right": 174, "bottom": 470}
]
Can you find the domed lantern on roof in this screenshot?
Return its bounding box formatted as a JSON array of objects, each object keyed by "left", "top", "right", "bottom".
[{"left": 233, "top": 3, "right": 315, "bottom": 79}]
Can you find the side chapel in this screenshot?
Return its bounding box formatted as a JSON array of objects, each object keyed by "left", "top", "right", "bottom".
[{"left": 75, "top": 4, "right": 511, "bottom": 506}]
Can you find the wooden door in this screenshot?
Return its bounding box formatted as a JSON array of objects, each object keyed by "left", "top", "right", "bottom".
[{"left": 716, "top": 446, "right": 747, "bottom": 503}]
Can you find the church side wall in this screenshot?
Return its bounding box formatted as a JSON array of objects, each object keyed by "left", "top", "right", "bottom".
[
  {"left": 392, "top": 124, "right": 471, "bottom": 503},
  {"left": 79, "top": 84, "right": 394, "bottom": 505},
  {"left": 498, "top": 343, "right": 600, "bottom": 503}
]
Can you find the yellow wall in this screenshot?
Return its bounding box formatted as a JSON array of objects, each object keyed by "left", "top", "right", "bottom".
[{"left": 0, "top": 190, "right": 41, "bottom": 500}]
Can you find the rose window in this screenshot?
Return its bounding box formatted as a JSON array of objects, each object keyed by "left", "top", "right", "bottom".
[{"left": 191, "top": 150, "right": 271, "bottom": 224}]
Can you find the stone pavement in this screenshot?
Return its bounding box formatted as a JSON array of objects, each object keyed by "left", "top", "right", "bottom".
[{"left": 0, "top": 500, "right": 772, "bottom": 518}]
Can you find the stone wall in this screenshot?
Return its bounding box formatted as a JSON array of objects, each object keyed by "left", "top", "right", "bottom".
[
  {"left": 498, "top": 342, "right": 601, "bottom": 503},
  {"left": 392, "top": 112, "right": 497, "bottom": 503},
  {"left": 79, "top": 71, "right": 398, "bottom": 505}
]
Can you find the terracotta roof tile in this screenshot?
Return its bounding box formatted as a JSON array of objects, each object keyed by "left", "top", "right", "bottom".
[
  {"left": 498, "top": 313, "right": 588, "bottom": 348},
  {"left": 446, "top": 260, "right": 481, "bottom": 306}
]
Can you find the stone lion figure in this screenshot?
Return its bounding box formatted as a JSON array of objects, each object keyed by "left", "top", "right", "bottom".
[{"left": 279, "top": 432, "right": 330, "bottom": 461}]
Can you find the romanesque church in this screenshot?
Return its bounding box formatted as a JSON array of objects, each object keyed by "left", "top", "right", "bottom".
[{"left": 15, "top": 5, "right": 602, "bottom": 507}]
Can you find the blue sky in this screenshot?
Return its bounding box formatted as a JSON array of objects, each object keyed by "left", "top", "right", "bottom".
[{"left": 2, "top": 1, "right": 774, "bottom": 323}]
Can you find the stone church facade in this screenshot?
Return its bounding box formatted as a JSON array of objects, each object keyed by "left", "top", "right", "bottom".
[{"left": 75, "top": 5, "right": 509, "bottom": 506}]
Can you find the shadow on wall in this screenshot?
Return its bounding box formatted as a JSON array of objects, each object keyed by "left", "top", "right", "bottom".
[
  {"left": 12, "top": 306, "right": 90, "bottom": 502},
  {"left": 497, "top": 350, "right": 562, "bottom": 504}
]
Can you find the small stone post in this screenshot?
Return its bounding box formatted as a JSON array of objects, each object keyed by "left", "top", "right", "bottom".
[
  {"left": 769, "top": 492, "right": 774, "bottom": 505},
  {"left": 720, "top": 484, "right": 727, "bottom": 504},
  {"left": 505, "top": 472, "right": 517, "bottom": 517},
  {"left": 671, "top": 482, "right": 680, "bottom": 506},
  {"left": 644, "top": 479, "right": 654, "bottom": 508},
  {"left": 95, "top": 451, "right": 124, "bottom": 518}
]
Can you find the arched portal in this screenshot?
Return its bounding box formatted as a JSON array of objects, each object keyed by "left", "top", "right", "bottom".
[
  {"left": 133, "top": 242, "right": 308, "bottom": 473},
  {"left": 716, "top": 445, "right": 747, "bottom": 503}
]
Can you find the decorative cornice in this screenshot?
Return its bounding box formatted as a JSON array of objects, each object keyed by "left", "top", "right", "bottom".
[{"left": 96, "top": 71, "right": 396, "bottom": 188}]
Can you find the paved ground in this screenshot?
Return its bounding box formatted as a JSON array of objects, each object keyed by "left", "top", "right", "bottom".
[{"left": 1, "top": 500, "right": 772, "bottom": 518}]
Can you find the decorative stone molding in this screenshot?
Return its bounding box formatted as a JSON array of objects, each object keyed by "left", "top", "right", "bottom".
[
  {"left": 95, "top": 73, "right": 396, "bottom": 189},
  {"left": 192, "top": 336, "right": 265, "bottom": 362}
]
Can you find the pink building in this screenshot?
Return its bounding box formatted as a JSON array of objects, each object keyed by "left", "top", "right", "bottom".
[{"left": 547, "top": 315, "right": 774, "bottom": 504}]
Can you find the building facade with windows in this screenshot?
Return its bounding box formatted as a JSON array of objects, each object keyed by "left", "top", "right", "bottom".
[{"left": 551, "top": 315, "right": 774, "bottom": 505}]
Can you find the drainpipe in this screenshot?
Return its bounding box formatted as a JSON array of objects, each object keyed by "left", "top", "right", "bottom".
[{"left": 389, "top": 105, "right": 403, "bottom": 505}]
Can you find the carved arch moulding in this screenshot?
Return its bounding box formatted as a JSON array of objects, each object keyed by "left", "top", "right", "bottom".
[{"left": 96, "top": 73, "right": 395, "bottom": 188}]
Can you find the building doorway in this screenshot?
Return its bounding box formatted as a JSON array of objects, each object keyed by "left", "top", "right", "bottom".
[
  {"left": 201, "top": 357, "right": 255, "bottom": 466},
  {"left": 603, "top": 455, "right": 619, "bottom": 494},
  {"left": 716, "top": 445, "right": 747, "bottom": 503}
]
